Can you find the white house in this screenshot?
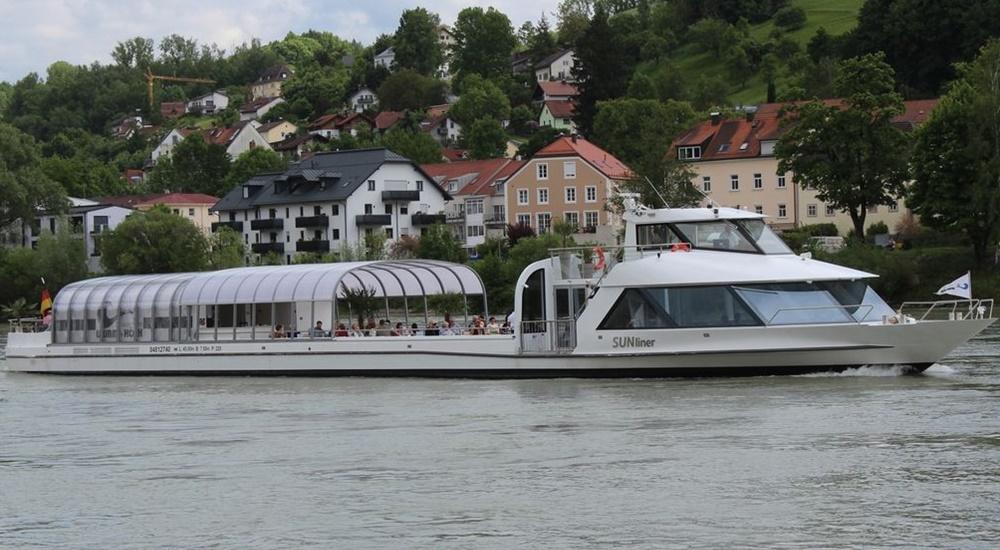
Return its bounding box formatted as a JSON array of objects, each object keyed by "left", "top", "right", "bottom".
[
  {"left": 422, "top": 104, "right": 462, "bottom": 145},
  {"left": 211, "top": 148, "right": 452, "bottom": 265},
  {"left": 535, "top": 50, "right": 575, "bottom": 82},
  {"left": 348, "top": 87, "right": 378, "bottom": 113},
  {"left": 374, "top": 47, "right": 395, "bottom": 69},
  {"left": 239, "top": 96, "right": 285, "bottom": 121},
  {"left": 150, "top": 128, "right": 195, "bottom": 165},
  {"left": 186, "top": 91, "right": 229, "bottom": 115},
  {"left": 204, "top": 121, "right": 272, "bottom": 159},
  {"left": 22, "top": 198, "right": 134, "bottom": 272}
]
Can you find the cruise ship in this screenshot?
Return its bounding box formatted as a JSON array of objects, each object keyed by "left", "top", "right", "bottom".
[{"left": 5, "top": 199, "right": 994, "bottom": 376}]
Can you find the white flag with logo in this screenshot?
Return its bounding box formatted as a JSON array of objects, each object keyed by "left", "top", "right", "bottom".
[{"left": 936, "top": 272, "right": 972, "bottom": 299}]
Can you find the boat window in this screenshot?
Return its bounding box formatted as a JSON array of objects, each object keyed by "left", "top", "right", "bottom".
[
  {"left": 733, "top": 283, "right": 856, "bottom": 325},
  {"left": 815, "top": 281, "right": 895, "bottom": 321},
  {"left": 735, "top": 219, "right": 793, "bottom": 254},
  {"left": 522, "top": 268, "right": 545, "bottom": 322},
  {"left": 672, "top": 221, "right": 758, "bottom": 253},
  {"left": 636, "top": 223, "right": 683, "bottom": 247},
  {"left": 599, "top": 286, "right": 761, "bottom": 330}
]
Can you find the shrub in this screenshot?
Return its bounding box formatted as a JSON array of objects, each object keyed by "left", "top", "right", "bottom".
[{"left": 774, "top": 6, "right": 807, "bottom": 31}]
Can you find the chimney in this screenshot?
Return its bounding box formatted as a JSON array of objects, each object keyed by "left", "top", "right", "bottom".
[
  {"left": 571, "top": 133, "right": 578, "bottom": 143},
  {"left": 745, "top": 111, "right": 754, "bottom": 123},
  {"left": 710, "top": 112, "right": 721, "bottom": 125}
]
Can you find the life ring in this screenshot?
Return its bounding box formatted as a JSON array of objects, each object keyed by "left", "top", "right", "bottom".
[
  {"left": 670, "top": 243, "right": 692, "bottom": 252},
  {"left": 593, "top": 246, "right": 606, "bottom": 270}
]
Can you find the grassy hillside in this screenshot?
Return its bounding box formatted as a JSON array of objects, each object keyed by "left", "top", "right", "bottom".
[{"left": 651, "top": 0, "right": 863, "bottom": 106}]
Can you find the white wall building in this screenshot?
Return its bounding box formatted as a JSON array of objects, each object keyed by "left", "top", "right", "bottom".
[
  {"left": 348, "top": 87, "right": 378, "bottom": 113},
  {"left": 374, "top": 47, "right": 395, "bottom": 69},
  {"left": 212, "top": 148, "right": 452, "bottom": 265},
  {"left": 186, "top": 91, "right": 229, "bottom": 115},
  {"left": 534, "top": 50, "right": 575, "bottom": 82},
  {"left": 20, "top": 198, "right": 133, "bottom": 272}
]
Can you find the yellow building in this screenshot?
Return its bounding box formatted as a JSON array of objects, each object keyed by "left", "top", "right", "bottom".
[
  {"left": 100, "top": 193, "right": 221, "bottom": 235},
  {"left": 672, "top": 100, "right": 938, "bottom": 236}
]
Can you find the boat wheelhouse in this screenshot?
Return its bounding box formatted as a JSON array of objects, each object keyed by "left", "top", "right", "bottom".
[{"left": 4, "top": 201, "right": 995, "bottom": 376}]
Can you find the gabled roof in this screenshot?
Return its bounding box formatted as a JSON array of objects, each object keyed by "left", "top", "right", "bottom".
[
  {"left": 239, "top": 96, "right": 282, "bottom": 113},
  {"left": 256, "top": 119, "right": 295, "bottom": 134},
  {"left": 533, "top": 136, "right": 631, "bottom": 179},
  {"left": 213, "top": 148, "right": 450, "bottom": 211},
  {"left": 543, "top": 100, "right": 575, "bottom": 119},
  {"left": 257, "top": 64, "right": 293, "bottom": 83},
  {"left": 376, "top": 47, "right": 395, "bottom": 58},
  {"left": 309, "top": 112, "right": 370, "bottom": 131},
  {"left": 98, "top": 193, "right": 220, "bottom": 207},
  {"left": 272, "top": 133, "right": 321, "bottom": 152},
  {"left": 673, "top": 98, "right": 941, "bottom": 161},
  {"left": 535, "top": 49, "right": 572, "bottom": 69},
  {"left": 421, "top": 158, "right": 524, "bottom": 197},
  {"left": 535, "top": 80, "right": 578, "bottom": 98},
  {"left": 374, "top": 111, "right": 404, "bottom": 131},
  {"left": 441, "top": 148, "right": 468, "bottom": 162},
  {"left": 204, "top": 121, "right": 252, "bottom": 146},
  {"left": 188, "top": 90, "right": 227, "bottom": 102}
]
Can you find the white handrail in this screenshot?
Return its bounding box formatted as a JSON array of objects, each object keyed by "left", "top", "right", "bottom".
[
  {"left": 765, "top": 304, "right": 875, "bottom": 325},
  {"left": 898, "top": 299, "right": 994, "bottom": 321}
]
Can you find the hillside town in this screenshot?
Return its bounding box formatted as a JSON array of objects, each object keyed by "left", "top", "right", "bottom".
[{"left": 2, "top": 0, "right": 1000, "bottom": 316}]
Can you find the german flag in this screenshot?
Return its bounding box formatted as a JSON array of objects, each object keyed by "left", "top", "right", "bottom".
[{"left": 40, "top": 288, "right": 52, "bottom": 315}]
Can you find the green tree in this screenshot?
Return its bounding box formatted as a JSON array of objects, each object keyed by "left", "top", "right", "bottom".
[
  {"left": 99, "top": 205, "right": 209, "bottom": 274},
  {"left": 417, "top": 223, "right": 465, "bottom": 262},
  {"left": 377, "top": 69, "right": 447, "bottom": 111},
  {"left": 208, "top": 226, "right": 246, "bottom": 269},
  {"left": 688, "top": 18, "right": 736, "bottom": 59},
  {"left": 0, "top": 122, "right": 67, "bottom": 229},
  {"left": 571, "top": 3, "right": 630, "bottom": 136},
  {"left": 626, "top": 73, "right": 657, "bottom": 99},
  {"left": 464, "top": 118, "right": 507, "bottom": 159},
  {"left": 112, "top": 37, "right": 155, "bottom": 69},
  {"left": 41, "top": 154, "right": 128, "bottom": 198},
  {"left": 774, "top": 6, "right": 807, "bottom": 31},
  {"left": 280, "top": 65, "right": 350, "bottom": 118},
  {"left": 224, "top": 147, "right": 287, "bottom": 190},
  {"left": 452, "top": 7, "right": 517, "bottom": 82},
  {"left": 35, "top": 222, "right": 89, "bottom": 285},
  {"left": 725, "top": 45, "right": 753, "bottom": 87},
  {"left": 450, "top": 74, "right": 511, "bottom": 124},
  {"left": 910, "top": 40, "right": 1000, "bottom": 263},
  {"left": 528, "top": 14, "right": 559, "bottom": 64},
  {"left": 509, "top": 104, "right": 535, "bottom": 136},
  {"left": 146, "top": 134, "right": 231, "bottom": 196},
  {"left": 556, "top": 0, "right": 593, "bottom": 47},
  {"left": 591, "top": 98, "right": 696, "bottom": 177},
  {"left": 381, "top": 127, "right": 442, "bottom": 164},
  {"left": 393, "top": 8, "right": 443, "bottom": 76},
  {"left": 518, "top": 127, "right": 564, "bottom": 158},
  {"left": 776, "top": 53, "right": 910, "bottom": 242}
]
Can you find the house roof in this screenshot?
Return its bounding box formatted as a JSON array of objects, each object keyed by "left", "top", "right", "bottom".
[
  {"left": 204, "top": 121, "right": 252, "bottom": 146},
  {"left": 374, "top": 111, "right": 404, "bottom": 131},
  {"left": 239, "top": 96, "right": 281, "bottom": 113},
  {"left": 213, "top": 148, "right": 451, "bottom": 211},
  {"left": 673, "top": 98, "right": 941, "bottom": 161},
  {"left": 309, "top": 112, "right": 370, "bottom": 131},
  {"left": 535, "top": 49, "right": 572, "bottom": 69},
  {"left": 441, "top": 148, "right": 468, "bottom": 162},
  {"left": 421, "top": 158, "right": 524, "bottom": 197},
  {"left": 272, "top": 133, "right": 320, "bottom": 151},
  {"left": 160, "top": 102, "right": 185, "bottom": 117},
  {"left": 533, "top": 136, "right": 632, "bottom": 179},
  {"left": 189, "top": 90, "right": 227, "bottom": 102},
  {"left": 257, "top": 64, "right": 293, "bottom": 83},
  {"left": 256, "top": 119, "right": 294, "bottom": 134},
  {"left": 376, "top": 47, "right": 394, "bottom": 58},
  {"left": 98, "top": 193, "right": 220, "bottom": 208},
  {"left": 543, "top": 100, "right": 575, "bottom": 119},
  {"left": 536, "top": 80, "right": 578, "bottom": 98}
]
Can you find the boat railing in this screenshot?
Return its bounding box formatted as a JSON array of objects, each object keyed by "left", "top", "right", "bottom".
[
  {"left": 897, "top": 299, "right": 994, "bottom": 321},
  {"left": 765, "top": 304, "right": 875, "bottom": 325},
  {"left": 7, "top": 317, "right": 43, "bottom": 334},
  {"left": 519, "top": 319, "right": 577, "bottom": 354}
]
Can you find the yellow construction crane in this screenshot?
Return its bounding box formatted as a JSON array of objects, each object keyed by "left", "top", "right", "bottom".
[{"left": 145, "top": 68, "right": 217, "bottom": 110}]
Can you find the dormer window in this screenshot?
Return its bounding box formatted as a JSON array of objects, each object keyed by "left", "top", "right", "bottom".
[
  {"left": 678, "top": 146, "right": 701, "bottom": 160},
  {"left": 242, "top": 186, "right": 250, "bottom": 199},
  {"left": 739, "top": 142, "right": 749, "bottom": 151},
  {"left": 718, "top": 144, "right": 730, "bottom": 153}
]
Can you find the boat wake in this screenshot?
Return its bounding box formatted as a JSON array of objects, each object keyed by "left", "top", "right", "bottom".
[{"left": 798, "top": 365, "right": 916, "bottom": 378}]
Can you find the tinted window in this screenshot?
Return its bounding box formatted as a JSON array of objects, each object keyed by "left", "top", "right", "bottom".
[
  {"left": 734, "top": 283, "right": 854, "bottom": 325},
  {"left": 736, "top": 219, "right": 793, "bottom": 254},
  {"left": 673, "top": 221, "right": 758, "bottom": 253},
  {"left": 636, "top": 223, "right": 683, "bottom": 246},
  {"left": 600, "top": 286, "right": 761, "bottom": 330}
]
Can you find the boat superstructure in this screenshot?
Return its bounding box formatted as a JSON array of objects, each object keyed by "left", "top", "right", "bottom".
[{"left": 4, "top": 202, "right": 994, "bottom": 376}]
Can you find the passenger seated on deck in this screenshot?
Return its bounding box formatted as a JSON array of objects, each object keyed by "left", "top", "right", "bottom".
[
  {"left": 271, "top": 324, "right": 286, "bottom": 338},
  {"left": 308, "top": 320, "right": 326, "bottom": 338},
  {"left": 365, "top": 318, "right": 378, "bottom": 336},
  {"left": 410, "top": 322, "right": 420, "bottom": 336},
  {"left": 334, "top": 323, "right": 349, "bottom": 337},
  {"left": 350, "top": 323, "right": 364, "bottom": 337},
  {"left": 486, "top": 317, "right": 500, "bottom": 335},
  {"left": 425, "top": 321, "right": 439, "bottom": 336},
  {"left": 376, "top": 319, "right": 392, "bottom": 336}
]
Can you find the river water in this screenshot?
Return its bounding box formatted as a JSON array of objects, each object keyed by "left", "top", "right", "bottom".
[{"left": 2, "top": 328, "right": 999, "bottom": 549}]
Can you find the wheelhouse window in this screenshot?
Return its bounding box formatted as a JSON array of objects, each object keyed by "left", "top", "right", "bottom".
[
  {"left": 600, "top": 286, "right": 761, "bottom": 329},
  {"left": 668, "top": 219, "right": 792, "bottom": 254},
  {"left": 636, "top": 223, "right": 683, "bottom": 247},
  {"left": 733, "top": 281, "right": 893, "bottom": 325}
]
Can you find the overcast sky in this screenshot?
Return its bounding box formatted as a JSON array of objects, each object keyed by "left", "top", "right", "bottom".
[{"left": 0, "top": 0, "right": 562, "bottom": 82}]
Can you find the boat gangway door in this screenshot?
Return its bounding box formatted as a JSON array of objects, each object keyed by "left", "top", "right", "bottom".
[{"left": 519, "top": 320, "right": 577, "bottom": 354}]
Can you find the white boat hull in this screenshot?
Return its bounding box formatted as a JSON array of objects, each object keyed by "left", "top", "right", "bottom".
[{"left": 4, "top": 318, "right": 992, "bottom": 377}]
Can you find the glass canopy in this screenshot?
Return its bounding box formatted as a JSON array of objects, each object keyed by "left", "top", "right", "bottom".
[{"left": 51, "top": 261, "right": 488, "bottom": 344}]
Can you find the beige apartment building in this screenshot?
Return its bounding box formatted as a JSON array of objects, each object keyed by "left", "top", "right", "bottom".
[
  {"left": 673, "top": 100, "right": 938, "bottom": 236},
  {"left": 99, "top": 193, "right": 221, "bottom": 235},
  {"left": 504, "top": 136, "right": 631, "bottom": 246}
]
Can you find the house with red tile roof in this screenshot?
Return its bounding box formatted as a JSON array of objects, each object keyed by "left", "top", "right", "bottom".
[
  {"left": 421, "top": 158, "right": 525, "bottom": 251},
  {"left": 504, "top": 135, "right": 632, "bottom": 246},
  {"left": 97, "top": 193, "right": 221, "bottom": 234},
  {"left": 671, "top": 99, "right": 940, "bottom": 234},
  {"left": 150, "top": 122, "right": 271, "bottom": 166},
  {"left": 539, "top": 100, "right": 576, "bottom": 132},
  {"left": 373, "top": 111, "right": 405, "bottom": 133},
  {"left": 421, "top": 104, "right": 462, "bottom": 145},
  {"left": 160, "top": 101, "right": 186, "bottom": 119},
  {"left": 533, "top": 80, "right": 579, "bottom": 103},
  {"left": 308, "top": 112, "right": 372, "bottom": 140},
  {"left": 252, "top": 119, "right": 298, "bottom": 145},
  {"left": 239, "top": 96, "right": 285, "bottom": 121}
]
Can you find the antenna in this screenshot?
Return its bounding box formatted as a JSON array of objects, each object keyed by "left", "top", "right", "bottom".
[{"left": 643, "top": 176, "right": 670, "bottom": 208}]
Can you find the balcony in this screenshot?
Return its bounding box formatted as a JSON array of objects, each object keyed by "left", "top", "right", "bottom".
[
  {"left": 484, "top": 217, "right": 507, "bottom": 227},
  {"left": 411, "top": 213, "right": 445, "bottom": 226},
  {"left": 355, "top": 214, "right": 391, "bottom": 226},
  {"left": 252, "top": 242, "right": 285, "bottom": 254},
  {"left": 295, "top": 215, "right": 329, "bottom": 228},
  {"left": 381, "top": 190, "right": 421, "bottom": 202},
  {"left": 297, "top": 240, "right": 330, "bottom": 253},
  {"left": 250, "top": 218, "right": 284, "bottom": 230},
  {"left": 445, "top": 212, "right": 465, "bottom": 223},
  {"left": 211, "top": 221, "right": 244, "bottom": 232}
]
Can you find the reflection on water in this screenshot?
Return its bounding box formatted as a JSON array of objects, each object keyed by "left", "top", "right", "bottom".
[{"left": 1, "top": 327, "right": 999, "bottom": 549}]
